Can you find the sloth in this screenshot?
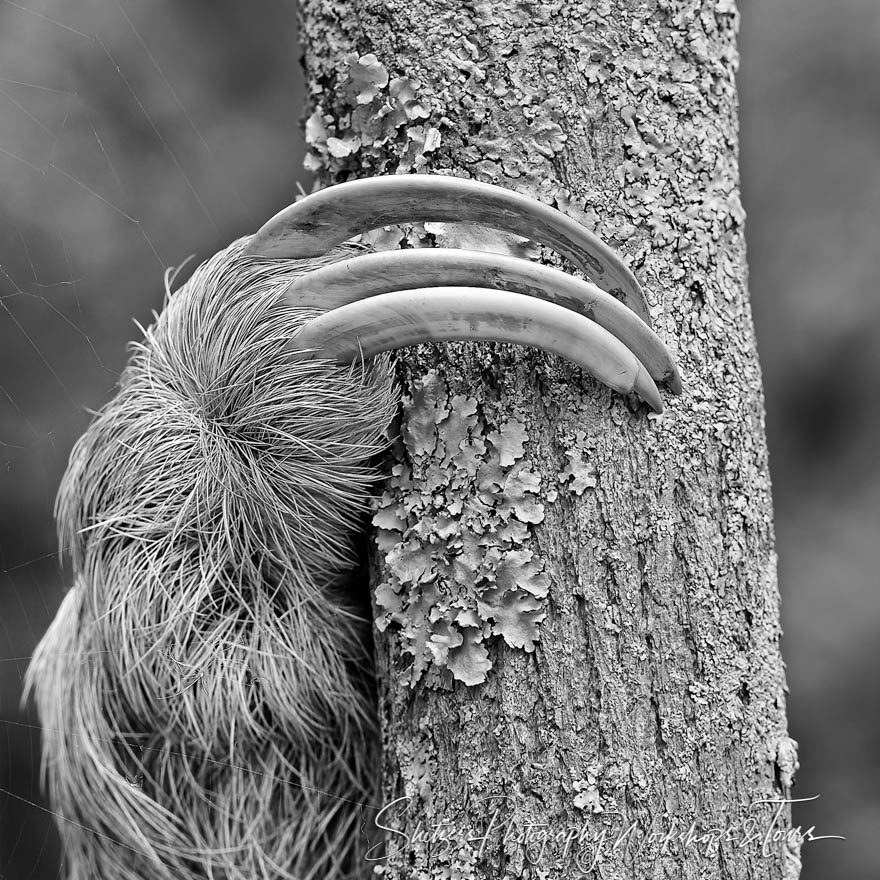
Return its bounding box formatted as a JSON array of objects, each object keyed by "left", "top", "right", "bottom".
[{"left": 25, "top": 175, "right": 680, "bottom": 880}]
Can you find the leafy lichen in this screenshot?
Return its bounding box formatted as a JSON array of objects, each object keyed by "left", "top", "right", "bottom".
[
  {"left": 373, "top": 370, "right": 551, "bottom": 686},
  {"left": 304, "top": 53, "right": 442, "bottom": 174}
]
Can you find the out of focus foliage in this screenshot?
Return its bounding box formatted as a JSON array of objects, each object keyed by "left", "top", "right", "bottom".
[
  {"left": 740, "top": 1, "right": 880, "bottom": 874},
  {"left": 1, "top": 1, "right": 876, "bottom": 878}
]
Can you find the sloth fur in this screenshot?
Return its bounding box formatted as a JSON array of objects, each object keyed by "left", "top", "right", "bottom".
[{"left": 25, "top": 237, "right": 397, "bottom": 880}]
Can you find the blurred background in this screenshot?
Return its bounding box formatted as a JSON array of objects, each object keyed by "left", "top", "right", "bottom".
[{"left": 0, "top": 0, "right": 876, "bottom": 877}]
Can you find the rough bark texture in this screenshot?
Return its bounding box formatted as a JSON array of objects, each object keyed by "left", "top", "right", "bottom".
[{"left": 299, "top": 2, "right": 799, "bottom": 878}]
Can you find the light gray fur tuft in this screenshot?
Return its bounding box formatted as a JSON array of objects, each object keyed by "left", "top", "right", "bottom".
[{"left": 25, "top": 237, "right": 397, "bottom": 879}]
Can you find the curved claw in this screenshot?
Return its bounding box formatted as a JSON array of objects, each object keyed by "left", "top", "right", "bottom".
[
  {"left": 290, "top": 287, "right": 664, "bottom": 413},
  {"left": 246, "top": 175, "right": 651, "bottom": 325},
  {"left": 284, "top": 249, "right": 681, "bottom": 393}
]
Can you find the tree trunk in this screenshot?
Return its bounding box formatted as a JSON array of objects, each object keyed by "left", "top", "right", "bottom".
[{"left": 299, "top": 2, "right": 799, "bottom": 878}]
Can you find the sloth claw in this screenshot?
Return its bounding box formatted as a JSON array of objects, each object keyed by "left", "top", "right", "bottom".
[{"left": 247, "top": 175, "right": 681, "bottom": 410}]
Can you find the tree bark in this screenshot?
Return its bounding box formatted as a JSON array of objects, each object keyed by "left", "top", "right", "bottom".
[{"left": 299, "top": 2, "right": 799, "bottom": 878}]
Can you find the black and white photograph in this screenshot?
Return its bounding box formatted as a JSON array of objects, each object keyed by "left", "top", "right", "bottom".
[{"left": 0, "top": 1, "right": 876, "bottom": 878}]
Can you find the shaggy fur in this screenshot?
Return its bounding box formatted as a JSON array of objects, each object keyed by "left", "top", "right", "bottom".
[{"left": 24, "top": 237, "right": 398, "bottom": 879}]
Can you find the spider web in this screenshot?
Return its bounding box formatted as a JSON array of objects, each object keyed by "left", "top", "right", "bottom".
[{"left": 0, "top": 2, "right": 311, "bottom": 876}]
